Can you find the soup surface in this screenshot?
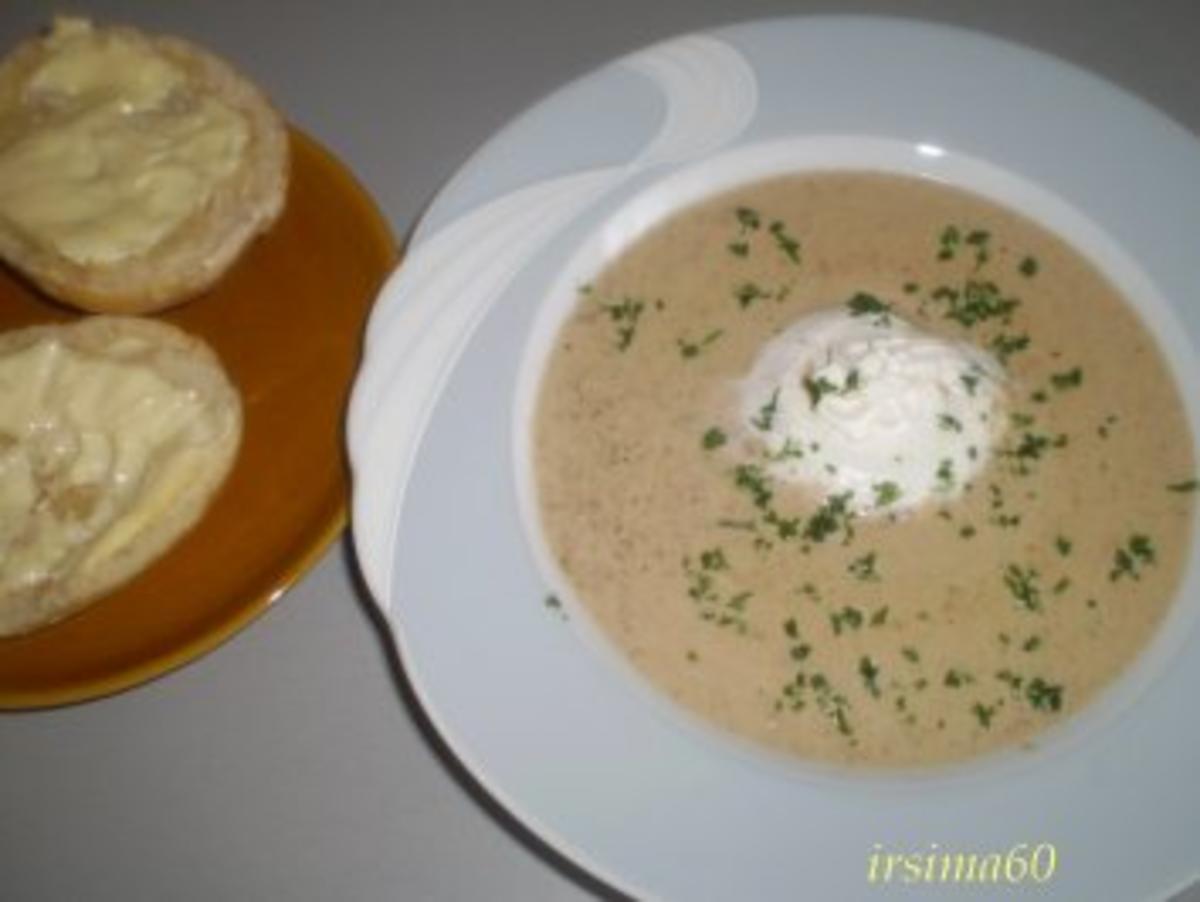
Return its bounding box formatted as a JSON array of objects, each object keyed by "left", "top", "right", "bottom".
[{"left": 533, "top": 172, "right": 1196, "bottom": 767}]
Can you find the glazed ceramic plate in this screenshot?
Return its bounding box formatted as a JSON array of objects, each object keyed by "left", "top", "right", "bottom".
[
  {"left": 0, "top": 129, "right": 396, "bottom": 709},
  {"left": 349, "top": 18, "right": 1200, "bottom": 901}
]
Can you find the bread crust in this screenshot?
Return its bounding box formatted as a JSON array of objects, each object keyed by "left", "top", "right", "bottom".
[
  {"left": 0, "top": 21, "right": 289, "bottom": 313},
  {"left": 0, "top": 316, "right": 243, "bottom": 637}
]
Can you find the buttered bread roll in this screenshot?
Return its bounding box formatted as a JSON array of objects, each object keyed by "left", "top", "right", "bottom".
[
  {"left": 0, "top": 18, "right": 289, "bottom": 313},
  {"left": 0, "top": 316, "right": 242, "bottom": 637}
]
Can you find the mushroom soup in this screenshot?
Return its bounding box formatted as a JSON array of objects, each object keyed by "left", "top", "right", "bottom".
[{"left": 532, "top": 172, "right": 1196, "bottom": 767}]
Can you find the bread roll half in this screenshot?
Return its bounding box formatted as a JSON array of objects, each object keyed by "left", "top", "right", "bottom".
[
  {"left": 0, "top": 18, "right": 289, "bottom": 313},
  {"left": 0, "top": 316, "right": 243, "bottom": 637}
]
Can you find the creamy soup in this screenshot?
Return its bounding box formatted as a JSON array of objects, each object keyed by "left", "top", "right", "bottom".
[{"left": 533, "top": 172, "right": 1196, "bottom": 767}]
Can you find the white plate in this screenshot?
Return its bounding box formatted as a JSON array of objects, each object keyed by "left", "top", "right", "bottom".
[{"left": 349, "top": 17, "right": 1200, "bottom": 900}]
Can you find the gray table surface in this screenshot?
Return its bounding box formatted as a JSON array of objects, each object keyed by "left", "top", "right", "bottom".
[{"left": 1, "top": 1, "right": 1198, "bottom": 900}]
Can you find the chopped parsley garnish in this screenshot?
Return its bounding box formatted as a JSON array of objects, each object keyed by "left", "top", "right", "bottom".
[
  {"left": 1019, "top": 256, "right": 1039, "bottom": 277},
  {"left": 751, "top": 389, "right": 781, "bottom": 431},
  {"left": 943, "top": 668, "right": 974, "bottom": 688},
  {"left": 765, "top": 437, "right": 806, "bottom": 462},
  {"left": 1167, "top": 478, "right": 1198, "bottom": 493},
  {"left": 858, "top": 656, "right": 882, "bottom": 698},
  {"left": 937, "top": 225, "right": 961, "bottom": 260},
  {"left": 701, "top": 426, "right": 727, "bottom": 450},
  {"left": 901, "top": 647, "right": 920, "bottom": 664},
  {"left": 803, "top": 492, "right": 856, "bottom": 544},
  {"left": 682, "top": 551, "right": 751, "bottom": 633},
  {"left": 768, "top": 220, "right": 802, "bottom": 264},
  {"left": 599, "top": 295, "right": 647, "bottom": 351},
  {"left": 677, "top": 329, "right": 723, "bottom": 359},
  {"left": 829, "top": 605, "right": 864, "bottom": 635},
  {"left": 971, "top": 702, "right": 997, "bottom": 729},
  {"left": 733, "top": 281, "right": 771, "bottom": 309},
  {"left": 989, "top": 332, "right": 1031, "bottom": 363},
  {"left": 733, "top": 463, "right": 773, "bottom": 509},
  {"left": 964, "top": 229, "right": 991, "bottom": 267},
  {"left": 735, "top": 206, "right": 761, "bottom": 230},
  {"left": 777, "top": 671, "right": 808, "bottom": 712},
  {"left": 960, "top": 371, "right": 981, "bottom": 396},
  {"left": 936, "top": 226, "right": 991, "bottom": 267},
  {"left": 873, "top": 481, "right": 902, "bottom": 508},
  {"left": 942, "top": 279, "right": 1018, "bottom": 328},
  {"left": 1050, "top": 367, "right": 1083, "bottom": 390},
  {"left": 935, "top": 458, "right": 955, "bottom": 492},
  {"left": 831, "top": 703, "right": 854, "bottom": 738},
  {"left": 1054, "top": 535, "right": 1073, "bottom": 557},
  {"left": 683, "top": 559, "right": 716, "bottom": 603},
  {"left": 1010, "top": 432, "right": 1051, "bottom": 460},
  {"left": 1025, "top": 677, "right": 1064, "bottom": 712},
  {"left": 869, "top": 605, "right": 889, "bottom": 627},
  {"left": 938, "top": 413, "right": 963, "bottom": 432},
  {"left": 803, "top": 374, "right": 838, "bottom": 409},
  {"left": 1109, "top": 533, "right": 1156, "bottom": 581},
  {"left": 1022, "top": 635, "right": 1043, "bottom": 653},
  {"left": 1002, "top": 429, "right": 1068, "bottom": 473},
  {"left": 845, "top": 292, "right": 892, "bottom": 322},
  {"left": 848, "top": 551, "right": 879, "bottom": 582},
  {"left": 1003, "top": 564, "right": 1042, "bottom": 612},
  {"left": 987, "top": 483, "right": 1022, "bottom": 529},
  {"left": 725, "top": 207, "right": 761, "bottom": 256},
  {"left": 762, "top": 508, "right": 800, "bottom": 541}
]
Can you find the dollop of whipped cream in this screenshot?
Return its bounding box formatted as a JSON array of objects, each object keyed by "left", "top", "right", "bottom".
[{"left": 741, "top": 307, "right": 1007, "bottom": 514}]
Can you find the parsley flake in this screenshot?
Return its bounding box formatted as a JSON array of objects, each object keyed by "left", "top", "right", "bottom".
[
  {"left": 873, "top": 481, "right": 902, "bottom": 508},
  {"left": 701, "top": 427, "right": 727, "bottom": 450},
  {"left": 751, "top": 389, "right": 781, "bottom": 431},
  {"left": 1050, "top": 367, "right": 1083, "bottom": 390},
  {"left": 768, "top": 220, "right": 802, "bottom": 264},
  {"left": 848, "top": 551, "right": 880, "bottom": 582},
  {"left": 1003, "top": 564, "right": 1042, "bottom": 612}
]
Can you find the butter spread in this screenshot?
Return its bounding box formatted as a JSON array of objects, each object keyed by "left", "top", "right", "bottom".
[
  {"left": 741, "top": 308, "right": 1008, "bottom": 514},
  {"left": 0, "top": 329, "right": 237, "bottom": 607},
  {"left": 0, "top": 18, "right": 249, "bottom": 265}
]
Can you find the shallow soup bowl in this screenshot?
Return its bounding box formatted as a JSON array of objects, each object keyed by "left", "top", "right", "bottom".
[{"left": 348, "top": 16, "right": 1200, "bottom": 900}]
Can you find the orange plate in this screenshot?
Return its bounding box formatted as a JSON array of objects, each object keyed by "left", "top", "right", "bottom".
[{"left": 0, "top": 129, "right": 398, "bottom": 709}]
